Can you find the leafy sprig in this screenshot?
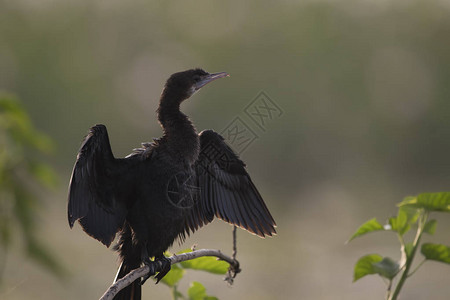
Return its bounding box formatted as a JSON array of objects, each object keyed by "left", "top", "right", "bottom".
[{"left": 349, "top": 192, "right": 450, "bottom": 300}]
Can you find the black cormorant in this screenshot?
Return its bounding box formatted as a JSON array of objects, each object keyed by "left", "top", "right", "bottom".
[{"left": 68, "top": 69, "right": 276, "bottom": 300}]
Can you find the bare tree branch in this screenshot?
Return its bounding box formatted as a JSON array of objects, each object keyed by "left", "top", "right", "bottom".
[
  {"left": 99, "top": 249, "right": 240, "bottom": 300},
  {"left": 225, "top": 226, "right": 238, "bottom": 285}
]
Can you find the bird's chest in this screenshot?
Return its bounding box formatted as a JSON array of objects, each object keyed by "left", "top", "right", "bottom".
[
  {"left": 165, "top": 168, "right": 198, "bottom": 211},
  {"left": 167, "top": 133, "right": 200, "bottom": 166},
  {"left": 133, "top": 159, "right": 198, "bottom": 217},
  {"left": 127, "top": 166, "right": 197, "bottom": 250}
]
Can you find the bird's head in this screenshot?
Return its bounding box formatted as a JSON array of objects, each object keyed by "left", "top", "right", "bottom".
[{"left": 163, "top": 68, "right": 229, "bottom": 103}]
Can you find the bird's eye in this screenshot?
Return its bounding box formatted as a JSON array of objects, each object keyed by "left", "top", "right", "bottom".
[{"left": 193, "top": 76, "right": 201, "bottom": 82}]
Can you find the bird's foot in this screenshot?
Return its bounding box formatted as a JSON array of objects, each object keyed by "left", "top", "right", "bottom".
[
  {"left": 141, "top": 257, "right": 156, "bottom": 286},
  {"left": 154, "top": 257, "right": 171, "bottom": 284},
  {"left": 140, "top": 256, "right": 172, "bottom": 285}
]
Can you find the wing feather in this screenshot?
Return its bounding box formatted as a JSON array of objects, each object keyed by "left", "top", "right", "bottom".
[
  {"left": 68, "top": 125, "right": 127, "bottom": 247},
  {"left": 185, "top": 130, "right": 276, "bottom": 238}
]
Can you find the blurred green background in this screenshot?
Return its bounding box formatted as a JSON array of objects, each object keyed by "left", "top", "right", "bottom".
[{"left": 1, "top": 0, "right": 450, "bottom": 299}]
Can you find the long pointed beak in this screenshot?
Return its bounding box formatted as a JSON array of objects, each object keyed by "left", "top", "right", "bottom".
[{"left": 195, "top": 72, "right": 229, "bottom": 90}]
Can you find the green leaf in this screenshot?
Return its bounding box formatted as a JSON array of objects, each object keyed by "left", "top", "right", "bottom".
[
  {"left": 401, "top": 196, "right": 416, "bottom": 204},
  {"left": 395, "top": 210, "right": 409, "bottom": 235},
  {"left": 353, "top": 254, "right": 383, "bottom": 282},
  {"left": 421, "top": 243, "right": 450, "bottom": 264},
  {"left": 401, "top": 205, "right": 420, "bottom": 224},
  {"left": 398, "top": 192, "right": 450, "bottom": 212},
  {"left": 372, "top": 257, "right": 400, "bottom": 279},
  {"left": 398, "top": 196, "right": 418, "bottom": 207},
  {"left": 160, "top": 264, "right": 185, "bottom": 287},
  {"left": 173, "top": 249, "right": 229, "bottom": 274},
  {"left": 180, "top": 256, "right": 229, "bottom": 275},
  {"left": 423, "top": 219, "right": 437, "bottom": 235},
  {"left": 348, "top": 218, "right": 384, "bottom": 242},
  {"left": 391, "top": 206, "right": 419, "bottom": 235},
  {"left": 388, "top": 217, "right": 397, "bottom": 231},
  {"left": 187, "top": 281, "right": 218, "bottom": 300},
  {"left": 188, "top": 281, "right": 206, "bottom": 300}
]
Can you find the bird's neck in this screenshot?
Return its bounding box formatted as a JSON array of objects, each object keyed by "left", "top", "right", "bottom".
[{"left": 157, "top": 92, "right": 199, "bottom": 165}]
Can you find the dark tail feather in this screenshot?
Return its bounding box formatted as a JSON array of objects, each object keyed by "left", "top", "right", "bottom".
[{"left": 113, "top": 223, "right": 142, "bottom": 300}]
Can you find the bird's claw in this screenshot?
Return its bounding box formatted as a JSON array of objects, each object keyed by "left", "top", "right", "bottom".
[
  {"left": 140, "top": 257, "right": 171, "bottom": 285},
  {"left": 141, "top": 259, "right": 156, "bottom": 286},
  {"left": 154, "top": 257, "right": 171, "bottom": 284}
]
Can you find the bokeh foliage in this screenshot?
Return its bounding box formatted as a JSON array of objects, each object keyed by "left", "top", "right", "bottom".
[{"left": 0, "top": 93, "right": 63, "bottom": 280}]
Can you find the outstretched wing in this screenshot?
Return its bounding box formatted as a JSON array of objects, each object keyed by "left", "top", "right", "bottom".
[
  {"left": 68, "top": 124, "right": 127, "bottom": 247},
  {"left": 185, "top": 130, "right": 276, "bottom": 238}
]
